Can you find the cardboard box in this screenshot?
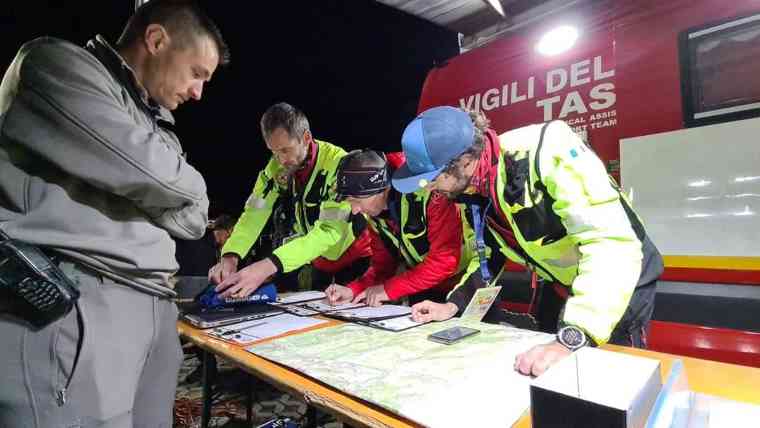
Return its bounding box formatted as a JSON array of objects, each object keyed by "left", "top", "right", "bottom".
[{"left": 530, "top": 347, "right": 662, "bottom": 428}]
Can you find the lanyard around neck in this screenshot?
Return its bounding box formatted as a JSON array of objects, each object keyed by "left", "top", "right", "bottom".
[{"left": 469, "top": 200, "right": 492, "bottom": 284}]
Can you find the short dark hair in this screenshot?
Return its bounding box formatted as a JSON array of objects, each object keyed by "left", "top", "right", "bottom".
[
  {"left": 443, "top": 108, "right": 490, "bottom": 175},
  {"left": 260, "top": 102, "right": 311, "bottom": 142},
  {"left": 117, "top": 0, "right": 230, "bottom": 66}
]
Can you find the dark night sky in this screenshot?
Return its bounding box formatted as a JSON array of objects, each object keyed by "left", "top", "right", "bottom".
[{"left": 0, "top": 1, "right": 458, "bottom": 216}]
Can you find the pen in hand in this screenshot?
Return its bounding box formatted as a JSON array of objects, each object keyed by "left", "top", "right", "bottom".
[{"left": 325, "top": 284, "right": 337, "bottom": 305}]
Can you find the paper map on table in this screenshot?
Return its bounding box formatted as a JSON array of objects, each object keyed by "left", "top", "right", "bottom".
[{"left": 248, "top": 319, "right": 554, "bottom": 427}]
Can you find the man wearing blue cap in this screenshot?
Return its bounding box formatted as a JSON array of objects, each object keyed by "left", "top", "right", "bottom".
[{"left": 394, "top": 106, "right": 663, "bottom": 378}]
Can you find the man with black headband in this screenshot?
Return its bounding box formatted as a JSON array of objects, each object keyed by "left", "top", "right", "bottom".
[
  {"left": 210, "top": 102, "right": 371, "bottom": 296},
  {"left": 325, "top": 150, "right": 478, "bottom": 307}
]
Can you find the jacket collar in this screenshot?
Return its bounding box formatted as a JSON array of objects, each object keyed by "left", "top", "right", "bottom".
[
  {"left": 377, "top": 186, "right": 401, "bottom": 222},
  {"left": 294, "top": 137, "right": 318, "bottom": 187},
  {"left": 467, "top": 128, "right": 500, "bottom": 198},
  {"left": 86, "top": 35, "right": 175, "bottom": 125}
]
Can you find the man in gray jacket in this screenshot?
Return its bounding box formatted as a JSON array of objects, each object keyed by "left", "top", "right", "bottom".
[{"left": 0, "top": 1, "right": 229, "bottom": 426}]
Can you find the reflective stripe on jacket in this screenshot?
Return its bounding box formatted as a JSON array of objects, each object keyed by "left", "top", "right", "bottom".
[{"left": 222, "top": 140, "right": 363, "bottom": 273}]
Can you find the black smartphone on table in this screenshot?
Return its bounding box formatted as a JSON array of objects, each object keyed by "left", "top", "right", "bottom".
[{"left": 427, "top": 326, "right": 480, "bottom": 345}]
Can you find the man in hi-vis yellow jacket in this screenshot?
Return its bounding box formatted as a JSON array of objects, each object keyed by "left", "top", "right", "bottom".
[
  {"left": 210, "top": 103, "right": 371, "bottom": 297},
  {"left": 394, "top": 106, "right": 663, "bottom": 377}
]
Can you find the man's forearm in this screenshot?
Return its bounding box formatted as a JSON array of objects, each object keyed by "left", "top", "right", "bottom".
[{"left": 145, "top": 196, "right": 209, "bottom": 240}]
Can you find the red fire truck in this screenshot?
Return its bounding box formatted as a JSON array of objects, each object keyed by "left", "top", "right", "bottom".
[{"left": 417, "top": 0, "right": 760, "bottom": 366}]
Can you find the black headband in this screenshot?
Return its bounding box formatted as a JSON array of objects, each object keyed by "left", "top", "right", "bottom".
[{"left": 336, "top": 150, "right": 390, "bottom": 201}]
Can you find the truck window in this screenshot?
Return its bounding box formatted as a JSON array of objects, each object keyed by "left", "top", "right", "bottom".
[{"left": 680, "top": 12, "right": 760, "bottom": 127}]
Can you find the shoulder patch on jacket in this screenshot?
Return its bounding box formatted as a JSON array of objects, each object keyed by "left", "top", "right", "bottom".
[
  {"left": 245, "top": 194, "right": 267, "bottom": 209},
  {"left": 275, "top": 171, "right": 289, "bottom": 187}
]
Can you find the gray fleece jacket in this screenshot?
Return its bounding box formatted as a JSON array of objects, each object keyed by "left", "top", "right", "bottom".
[{"left": 0, "top": 35, "right": 209, "bottom": 297}]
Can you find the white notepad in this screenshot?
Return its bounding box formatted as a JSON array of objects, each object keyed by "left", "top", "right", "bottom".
[
  {"left": 366, "top": 315, "right": 428, "bottom": 332},
  {"left": 302, "top": 299, "right": 365, "bottom": 312},
  {"left": 274, "top": 291, "right": 326, "bottom": 305},
  {"left": 208, "top": 313, "right": 328, "bottom": 344},
  {"left": 329, "top": 304, "right": 412, "bottom": 320}
]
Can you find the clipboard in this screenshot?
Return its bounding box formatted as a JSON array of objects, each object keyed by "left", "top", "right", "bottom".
[
  {"left": 299, "top": 299, "right": 367, "bottom": 314},
  {"left": 322, "top": 305, "right": 429, "bottom": 332},
  {"left": 279, "top": 304, "right": 321, "bottom": 317},
  {"left": 321, "top": 304, "right": 411, "bottom": 322},
  {"left": 364, "top": 315, "right": 429, "bottom": 332},
  {"left": 272, "top": 291, "right": 327, "bottom": 306}
]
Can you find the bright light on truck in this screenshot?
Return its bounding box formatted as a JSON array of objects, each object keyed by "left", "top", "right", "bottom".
[{"left": 536, "top": 26, "right": 579, "bottom": 56}]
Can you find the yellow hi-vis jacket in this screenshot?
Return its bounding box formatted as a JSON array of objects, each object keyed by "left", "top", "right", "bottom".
[
  {"left": 221, "top": 140, "right": 358, "bottom": 273},
  {"left": 482, "top": 121, "right": 662, "bottom": 344}
]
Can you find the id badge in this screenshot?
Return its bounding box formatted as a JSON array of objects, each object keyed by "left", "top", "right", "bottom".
[{"left": 460, "top": 286, "right": 502, "bottom": 322}]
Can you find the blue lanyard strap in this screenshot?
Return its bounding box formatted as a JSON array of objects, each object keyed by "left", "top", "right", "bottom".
[
  {"left": 387, "top": 198, "right": 401, "bottom": 227},
  {"left": 470, "top": 201, "right": 492, "bottom": 284}
]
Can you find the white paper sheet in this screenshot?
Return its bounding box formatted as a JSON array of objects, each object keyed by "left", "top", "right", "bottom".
[
  {"left": 302, "top": 299, "right": 365, "bottom": 312},
  {"left": 208, "top": 313, "right": 328, "bottom": 344},
  {"left": 274, "top": 291, "right": 326, "bottom": 305},
  {"left": 367, "top": 315, "right": 427, "bottom": 331},
  {"left": 330, "top": 304, "right": 411, "bottom": 320}
]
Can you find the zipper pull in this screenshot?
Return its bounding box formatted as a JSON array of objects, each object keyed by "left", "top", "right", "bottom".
[{"left": 56, "top": 388, "right": 67, "bottom": 406}]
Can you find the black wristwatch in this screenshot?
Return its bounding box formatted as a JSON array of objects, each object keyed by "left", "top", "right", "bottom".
[{"left": 557, "top": 325, "right": 589, "bottom": 351}]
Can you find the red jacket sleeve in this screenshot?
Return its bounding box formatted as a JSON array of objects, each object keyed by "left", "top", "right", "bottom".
[
  {"left": 383, "top": 192, "right": 462, "bottom": 300},
  {"left": 348, "top": 222, "right": 399, "bottom": 296},
  {"left": 312, "top": 227, "right": 372, "bottom": 274}
]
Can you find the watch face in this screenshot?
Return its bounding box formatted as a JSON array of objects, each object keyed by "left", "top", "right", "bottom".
[{"left": 560, "top": 326, "right": 586, "bottom": 349}]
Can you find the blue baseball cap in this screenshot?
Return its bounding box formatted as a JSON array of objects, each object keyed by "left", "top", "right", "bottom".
[{"left": 392, "top": 106, "right": 475, "bottom": 193}]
